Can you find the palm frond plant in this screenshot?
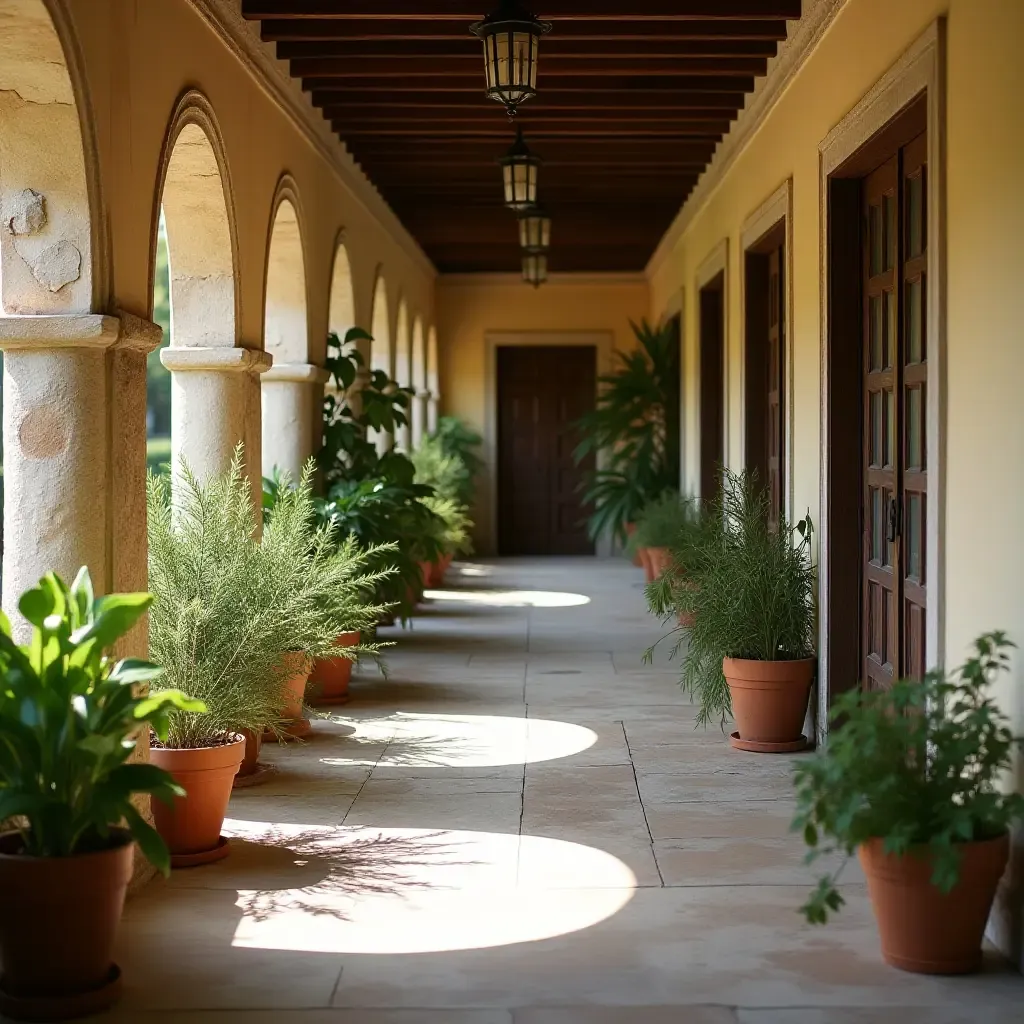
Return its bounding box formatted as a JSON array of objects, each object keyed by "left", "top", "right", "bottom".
[
  {"left": 792, "top": 632, "right": 1023, "bottom": 974},
  {"left": 646, "top": 470, "right": 815, "bottom": 738},
  {"left": 573, "top": 319, "right": 681, "bottom": 544},
  {"left": 431, "top": 416, "right": 483, "bottom": 505},
  {"left": 0, "top": 568, "right": 203, "bottom": 1009}
]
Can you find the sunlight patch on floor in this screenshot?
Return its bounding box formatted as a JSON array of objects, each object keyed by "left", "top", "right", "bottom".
[
  {"left": 424, "top": 588, "right": 591, "bottom": 608},
  {"left": 319, "top": 713, "right": 598, "bottom": 769},
  {"left": 225, "top": 822, "right": 636, "bottom": 955}
]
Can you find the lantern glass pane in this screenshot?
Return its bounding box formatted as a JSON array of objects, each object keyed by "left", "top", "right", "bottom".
[
  {"left": 495, "top": 32, "right": 511, "bottom": 87},
  {"left": 503, "top": 164, "right": 515, "bottom": 205},
  {"left": 540, "top": 217, "right": 551, "bottom": 249}
]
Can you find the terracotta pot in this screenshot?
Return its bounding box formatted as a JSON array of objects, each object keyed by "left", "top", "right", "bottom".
[
  {"left": 637, "top": 546, "right": 655, "bottom": 584},
  {"left": 646, "top": 546, "right": 673, "bottom": 579},
  {"left": 678, "top": 611, "right": 696, "bottom": 628},
  {"left": 279, "top": 650, "right": 312, "bottom": 720},
  {"left": 722, "top": 656, "right": 814, "bottom": 746},
  {"left": 237, "top": 729, "right": 262, "bottom": 777},
  {"left": 150, "top": 735, "right": 245, "bottom": 860},
  {"left": 625, "top": 521, "right": 642, "bottom": 567},
  {"left": 418, "top": 561, "right": 433, "bottom": 594},
  {"left": 859, "top": 832, "right": 1010, "bottom": 974},
  {"left": 0, "top": 828, "right": 132, "bottom": 1012},
  {"left": 309, "top": 631, "right": 360, "bottom": 703}
]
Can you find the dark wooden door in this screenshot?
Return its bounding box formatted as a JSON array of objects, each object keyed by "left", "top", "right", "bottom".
[
  {"left": 497, "top": 345, "right": 596, "bottom": 555},
  {"left": 766, "top": 245, "right": 785, "bottom": 530},
  {"left": 861, "top": 131, "right": 928, "bottom": 691},
  {"left": 699, "top": 275, "right": 725, "bottom": 503}
]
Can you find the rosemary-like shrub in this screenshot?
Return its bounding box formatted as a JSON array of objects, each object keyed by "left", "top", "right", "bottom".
[
  {"left": 631, "top": 490, "right": 700, "bottom": 550},
  {"left": 646, "top": 470, "right": 815, "bottom": 726}
]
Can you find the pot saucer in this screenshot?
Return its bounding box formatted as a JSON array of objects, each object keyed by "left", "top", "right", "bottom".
[
  {"left": 309, "top": 692, "right": 351, "bottom": 707},
  {"left": 232, "top": 762, "right": 278, "bottom": 789},
  {"left": 170, "top": 835, "right": 230, "bottom": 869},
  {"left": 730, "top": 732, "right": 809, "bottom": 753},
  {"left": 0, "top": 963, "right": 122, "bottom": 1021},
  {"left": 265, "top": 718, "right": 312, "bottom": 742}
]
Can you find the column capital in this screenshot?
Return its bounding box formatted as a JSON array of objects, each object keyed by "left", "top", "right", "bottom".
[
  {"left": 0, "top": 312, "right": 161, "bottom": 352},
  {"left": 161, "top": 346, "right": 273, "bottom": 374},
  {"left": 262, "top": 362, "right": 329, "bottom": 385}
]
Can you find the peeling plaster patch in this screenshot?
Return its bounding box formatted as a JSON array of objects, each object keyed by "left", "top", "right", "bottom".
[
  {"left": 18, "top": 405, "right": 70, "bottom": 459},
  {"left": 30, "top": 239, "right": 81, "bottom": 292},
  {"left": 6, "top": 188, "right": 46, "bottom": 235}
]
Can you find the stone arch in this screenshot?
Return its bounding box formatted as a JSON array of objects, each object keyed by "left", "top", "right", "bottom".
[
  {"left": 394, "top": 299, "right": 411, "bottom": 388},
  {"left": 370, "top": 270, "right": 391, "bottom": 378},
  {"left": 263, "top": 178, "right": 308, "bottom": 364},
  {"left": 0, "top": 0, "right": 103, "bottom": 314},
  {"left": 327, "top": 236, "right": 356, "bottom": 342},
  {"left": 152, "top": 90, "right": 237, "bottom": 348},
  {"left": 412, "top": 316, "right": 426, "bottom": 394}
]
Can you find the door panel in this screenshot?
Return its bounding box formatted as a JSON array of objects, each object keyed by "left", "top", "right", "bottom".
[
  {"left": 766, "top": 244, "right": 785, "bottom": 529},
  {"left": 699, "top": 277, "right": 725, "bottom": 503},
  {"left": 861, "top": 131, "right": 928, "bottom": 691},
  {"left": 497, "top": 345, "right": 596, "bottom": 555}
]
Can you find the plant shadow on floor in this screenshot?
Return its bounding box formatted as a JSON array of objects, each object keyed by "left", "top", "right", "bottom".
[{"left": 231, "top": 827, "right": 477, "bottom": 923}]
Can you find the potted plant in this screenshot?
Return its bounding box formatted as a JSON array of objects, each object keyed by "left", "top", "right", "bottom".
[
  {"left": 793, "top": 631, "right": 1023, "bottom": 974},
  {"left": 0, "top": 568, "right": 201, "bottom": 1019},
  {"left": 631, "top": 490, "right": 698, "bottom": 583},
  {"left": 147, "top": 453, "right": 337, "bottom": 858},
  {"left": 653, "top": 470, "right": 815, "bottom": 744}
]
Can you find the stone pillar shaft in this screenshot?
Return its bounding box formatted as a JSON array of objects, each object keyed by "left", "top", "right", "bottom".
[
  {"left": 261, "top": 362, "right": 329, "bottom": 480},
  {"left": 427, "top": 392, "right": 439, "bottom": 436},
  {"left": 411, "top": 390, "right": 428, "bottom": 447}
]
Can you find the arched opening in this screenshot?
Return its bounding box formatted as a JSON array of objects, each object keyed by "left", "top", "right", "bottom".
[
  {"left": 393, "top": 299, "right": 411, "bottom": 450},
  {"left": 427, "top": 325, "right": 440, "bottom": 435},
  {"left": 327, "top": 240, "right": 355, "bottom": 343},
  {"left": 411, "top": 316, "right": 427, "bottom": 447},
  {"left": 263, "top": 194, "right": 308, "bottom": 365},
  {"left": 369, "top": 274, "right": 392, "bottom": 454},
  {"left": 0, "top": 0, "right": 96, "bottom": 316}
]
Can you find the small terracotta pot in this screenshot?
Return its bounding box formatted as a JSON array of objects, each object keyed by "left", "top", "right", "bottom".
[
  {"left": 678, "top": 611, "right": 696, "bottom": 628},
  {"left": 279, "top": 650, "right": 312, "bottom": 721},
  {"left": 625, "top": 522, "right": 642, "bottom": 566},
  {"left": 418, "top": 561, "right": 433, "bottom": 595},
  {"left": 309, "top": 631, "right": 360, "bottom": 704},
  {"left": 637, "top": 547, "right": 655, "bottom": 583},
  {"left": 150, "top": 735, "right": 245, "bottom": 861},
  {"left": 0, "top": 829, "right": 133, "bottom": 1012},
  {"left": 237, "top": 729, "right": 263, "bottom": 777},
  {"left": 722, "top": 656, "right": 814, "bottom": 747},
  {"left": 859, "top": 832, "right": 1010, "bottom": 974},
  {"left": 646, "top": 546, "right": 672, "bottom": 579}
]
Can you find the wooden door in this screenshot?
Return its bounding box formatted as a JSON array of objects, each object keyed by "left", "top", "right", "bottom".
[
  {"left": 699, "top": 276, "right": 725, "bottom": 503},
  {"left": 861, "top": 132, "right": 928, "bottom": 690},
  {"left": 766, "top": 245, "right": 785, "bottom": 530},
  {"left": 497, "top": 345, "right": 596, "bottom": 555}
]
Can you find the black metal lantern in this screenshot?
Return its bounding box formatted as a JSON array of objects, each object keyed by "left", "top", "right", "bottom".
[
  {"left": 522, "top": 251, "right": 548, "bottom": 288},
  {"left": 470, "top": 1, "right": 552, "bottom": 116},
  {"left": 499, "top": 128, "right": 540, "bottom": 211},
  {"left": 518, "top": 205, "right": 551, "bottom": 253}
]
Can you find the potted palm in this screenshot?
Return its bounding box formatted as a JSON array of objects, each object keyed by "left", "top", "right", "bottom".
[
  {"left": 147, "top": 453, "right": 340, "bottom": 859},
  {"left": 655, "top": 470, "right": 815, "bottom": 744},
  {"left": 794, "top": 631, "right": 1022, "bottom": 973},
  {"left": 0, "top": 568, "right": 201, "bottom": 1020}
]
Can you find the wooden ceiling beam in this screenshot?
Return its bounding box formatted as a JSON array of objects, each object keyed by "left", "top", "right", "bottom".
[
  {"left": 328, "top": 113, "right": 736, "bottom": 129},
  {"left": 312, "top": 90, "right": 746, "bottom": 110},
  {"left": 336, "top": 125, "right": 730, "bottom": 138},
  {"left": 243, "top": 1, "right": 802, "bottom": 19},
  {"left": 305, "top": 74, "right": 754, "bottom": 92},
  {"left": 292, "top": 56, "right": 766, "bottom": 77},
  {"left": 260, "top": 18, "right": 790, "bottom": 41}
]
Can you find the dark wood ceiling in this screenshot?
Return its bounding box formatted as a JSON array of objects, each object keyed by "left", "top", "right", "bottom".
[{"left": 242, "top": 2, "right": 800, "bottom": 273}]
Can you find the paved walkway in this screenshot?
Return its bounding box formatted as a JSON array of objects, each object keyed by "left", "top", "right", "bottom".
[{"left": 102, "top": 559, "right": 1020, "bottom": 1022}]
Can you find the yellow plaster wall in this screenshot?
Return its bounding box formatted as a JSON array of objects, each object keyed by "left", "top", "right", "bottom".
[
  {"left": 436, "top": 274, "right": 649, "bottom": 553},
  {"left": 63, "top": 0, "right": 436, "bottom": 354}
]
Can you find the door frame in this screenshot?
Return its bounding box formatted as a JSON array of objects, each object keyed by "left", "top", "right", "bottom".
[
  {"left": 484, "top": 330, "right": 614, "bottom": 556},
  {"left": 741, "top": 178, "right": 794, "bottom": 524},
  {"left": 818, "top": 20, "right": 946, "bottom": 742}
]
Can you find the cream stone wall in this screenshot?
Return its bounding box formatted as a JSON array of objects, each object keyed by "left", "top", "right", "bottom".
[
  {"left": 436, "top": 273, "right": 649, "bottom": 553},
  {"left": 646, "top": 0, "right": 1024, "bottom": 963}
]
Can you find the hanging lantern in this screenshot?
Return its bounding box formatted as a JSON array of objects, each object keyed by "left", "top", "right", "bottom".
[
  {"left": 518, "top": 206, "right": 551, "bottom": 253},
  {"left": 522, "top": 251, "right": 548, "bottom": 288},
  {"left": 470, "top": 1, "right": 552, "bottom": 116},
  {"left": 499, "top": 128, "right": 540, "bottom": 211}
]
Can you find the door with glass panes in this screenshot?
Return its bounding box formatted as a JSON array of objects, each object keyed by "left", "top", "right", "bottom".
[{"left": 861, "top": 131, "right": 928, "bottom": 691}]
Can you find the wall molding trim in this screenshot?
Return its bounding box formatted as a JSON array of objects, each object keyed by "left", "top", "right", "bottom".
[
  {"left": 183, "top": 0, "right": 435, "bottom": 280},
  {"left": 439, "top": 272, "right": 649, "bottom": 288},
  {"left": 646, "top": 0, "right": 848, "bottom": 280}
]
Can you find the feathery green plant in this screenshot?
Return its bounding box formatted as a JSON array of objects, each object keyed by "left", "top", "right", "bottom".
[{"left": 631, "top": 490, "right": 700, "bottom": 551}]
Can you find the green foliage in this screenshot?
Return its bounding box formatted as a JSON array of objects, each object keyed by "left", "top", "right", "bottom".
[
  {"left": 421, "top": 495, "right": 474, "bottom": 557},
  {"left": 431, "top": 416, "right": 483, "bottom": 503},
  {"left": 147, "top": 215, "right": 172, "bottom": 439},
  {"left": 645, "top": 470, "right": 815, "bottom": 727},
  {"left": 631, "top": 490, "right": 700, "bottom": 550},
  {"left": 0, "top": 568, "right": 204, "bottom": 874},
  {"left": 411, "top": 434, "right": 472, "bottom": 506},
  {"left": 574, "top": 319, "right": 682, "bottom": 542},
  {"left": 793, "top": 632, "right": 1024, "bottom": 925},
  {"left": 146, "top": 436, "right": 172, "bottom": 477}
]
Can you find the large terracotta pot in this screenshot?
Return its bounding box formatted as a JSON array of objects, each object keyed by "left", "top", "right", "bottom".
[
  {"left": 0, "top": 829, "right": 133, "bottom": 1018},
  {"left": 722, "top": 656, "right": 814, "bottom": 753},
  {"left": 150, "top": 735, "right": 245, "bottom": 866},
  {"left": 625, "top": 522, "right": 642, "bottom": 567},
  {"left": 646, "top": 546, "right": 673, "bottom": 579},
  {"left": 638, "top": 547, "right": 655, "bottom": 584},
  {"left": 859, "top": 832, "right": 1009, "bottom": 974},
  {"left": 308, "top": 631, "right": 360, "bottom": 705}
]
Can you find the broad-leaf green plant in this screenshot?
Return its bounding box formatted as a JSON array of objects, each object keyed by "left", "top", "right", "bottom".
[
  {"left": 793, "top": 632, "right": 1024, "bottom": 924},
  {"left": 0, "top": 568, "right": 204, "bottom": 875}
]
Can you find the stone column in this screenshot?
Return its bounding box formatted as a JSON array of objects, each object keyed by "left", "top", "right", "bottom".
[
  {"left": 427, "top": 391, "right": 439, "bottom": 435},
  {"left": 160, "top": 346, "right": 272, "bottom": 499},
  {"left": 411, "top": 388, "right": 428, "bottom": 447},
  {"left": 0, "top": 312, "right": 160, "bottom": 643},
  {"left": 261, "top": 362, "right": 329, "bottom": 481}
]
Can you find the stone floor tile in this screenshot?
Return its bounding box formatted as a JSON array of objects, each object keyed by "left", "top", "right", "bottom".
[
  {"left": 517, "top": 833, "right": 662, "bottom": 889},
  {"left": 737, "top": 1009, "right": 1021, "bottom": 1024},
  {"left": 343, "top": 791, "right": 523, "bottom": 832},
  {"left": 106, "top": 1010, "right": 514, "bottom": 1023},
  {"left": 637, "top": 771, "right": 796, "bottom": 804},
  {"left": 645, "top": 798, "right": 799, "bottom": 840},
  {"left": 514, "top": 1010, "right": 738, "bottom": 1023},
  {"left": 525, "top": 718, "right": 632, "bottom": 768}
]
